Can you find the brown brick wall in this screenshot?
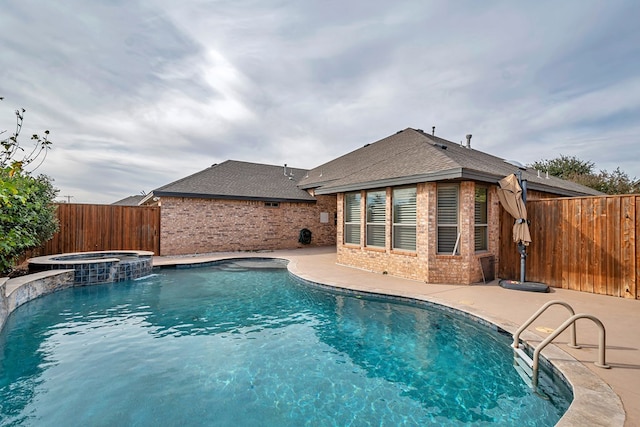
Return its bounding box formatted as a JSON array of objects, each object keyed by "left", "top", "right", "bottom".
[
  {"left": 160, "top": 195, "right": 336, "bottom": 255},
  {"left": 337, "top": 181, "right": 501, "bottom": 285}
]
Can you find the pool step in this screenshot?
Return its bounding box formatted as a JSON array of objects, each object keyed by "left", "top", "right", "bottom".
[{"left": 513, "top": 347, "right": 534, "bottom": 387}]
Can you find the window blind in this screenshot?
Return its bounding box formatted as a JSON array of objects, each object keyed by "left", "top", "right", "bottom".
[
  {"left": 437, "top": 184, "right": 459, "bottom": 254},
  {"left": 344, "top": 192, "right": 361, "bottom": 244},
  {"left": 366, "top": 190, "right": 386, "bottom": 247},
  {"left": 474, "top": 187, "right": 488, "bottom": 251},
  {"left": 393, "top": 187, "right": 416, "bottom": 251}
]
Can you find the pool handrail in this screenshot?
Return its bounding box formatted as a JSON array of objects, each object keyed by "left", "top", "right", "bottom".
[
  {"left": 531, "top": 313, "right": 610, "bottom": 387},
  {"left": 512, "top": 300, "right": 611, "bottom": 388},
  {"left": 512, "top": 300, "right": 579, "bottom": 350}
]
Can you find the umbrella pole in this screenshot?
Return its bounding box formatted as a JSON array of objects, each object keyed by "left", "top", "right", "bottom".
[
  {"left": 518, "top": 173, "right": 528, "bottom": 283},
  {"left": 519, "top": 243, "right": 526, "bottom": 282}
]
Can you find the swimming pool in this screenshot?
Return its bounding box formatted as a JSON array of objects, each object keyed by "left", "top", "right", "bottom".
[{"left": 0, "top": 259, "right": 571, "bottom": 426}]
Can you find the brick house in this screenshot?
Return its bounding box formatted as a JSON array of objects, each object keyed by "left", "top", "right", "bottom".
[
  {"left": 138, "top": 128, "right": 598, "bottom": 284},
  {"left": 140, "top": 160, "right": 337, "bottom": 255},
  {"left": 297, "top": 128, "right": 600, "bottom": 285}
]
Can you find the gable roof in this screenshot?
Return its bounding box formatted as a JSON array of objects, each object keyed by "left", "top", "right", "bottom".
[
  {"left": 112, "top": 195, "right": 145, "bottom": 206},
  {"left": 144, "top": 160, "right": 315, "bottom": 203},
  {"left": 298, "top": 128, "right": 601, "bottom": 197}
]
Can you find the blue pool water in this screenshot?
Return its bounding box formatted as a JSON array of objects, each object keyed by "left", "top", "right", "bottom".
[{"left": 0, "top": 259, "right": 571, "bottom": 426}]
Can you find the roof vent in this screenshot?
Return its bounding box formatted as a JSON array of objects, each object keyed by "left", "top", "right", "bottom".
[
  {"left": 435, "top": 143, "right": 447, "bottom": 150},
  {"left": 465, "top": 134, "right": 472, "bottom": 149},
  {"left": 284, "top": 163, "right": 287, "bottom": 176},
  {"left": 432, "top": 126, "right": 435, "bottom": 136}
]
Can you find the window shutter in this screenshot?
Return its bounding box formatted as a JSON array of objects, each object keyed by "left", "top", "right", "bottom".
[
  {"left": 393, "top": 188, "right": 416, "bottom": 223},
  {"left": 474, "top": 227, "right": 488, "bottom": 251},
  {"left": 393, "top": 187, "right": 417, "bottom": 251},
  {"left": 474, "top": 187, "right": 488, "bottom": 251},
  {"left": 474, "top": 188, "right": 487, "bottom": 224},
  {"left": 345, "top": 193, "right": 361, "bottom": 222},
  {"left": 366, "top": 191, "right": 385, "bottom": 223},
  {"left": 393, "top": 226, "right": 416, "bottom": 251},
  {"left": 344, "top": 193, "right": 361, "bottom": 244},
  {"left": 437, "top": 185, "right": 459, "bottom": 254},
  {"left": 366, "top": 224, "right": 386, "bottom": 247},
  {"left": 437, "top": 185, "right": 458, "bottom": 225},
  {"left": 345, "top": 224, "right": 360, "bottom": 244},
  {"left": 366, "top": 190, "right": 386, "bottom": 247}
]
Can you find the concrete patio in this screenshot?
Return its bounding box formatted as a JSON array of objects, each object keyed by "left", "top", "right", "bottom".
[{"left": 155, "top": 246, "right": 639, "bottom": 427}]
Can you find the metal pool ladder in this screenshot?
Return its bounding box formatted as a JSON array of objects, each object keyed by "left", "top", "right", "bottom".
[{"left": 512, "top": 300, "right": 610, "bottom": 388}]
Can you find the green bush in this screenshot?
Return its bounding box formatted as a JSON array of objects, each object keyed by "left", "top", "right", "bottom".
[
  {"left": 0, "top": 168, "right": 59, "bottom": 275},
  {"left": 1, "top": 98, "right": 58, "bottom": 275}
]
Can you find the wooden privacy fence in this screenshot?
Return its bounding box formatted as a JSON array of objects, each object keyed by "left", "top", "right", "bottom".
[
  {"left": 499, "top": 194, "right": 639, "bottom": 299},
  {"left": 34, "top": 203, "right": 160, "bottom": 256}
]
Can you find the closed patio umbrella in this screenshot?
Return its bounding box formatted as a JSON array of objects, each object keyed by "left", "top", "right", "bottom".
[
  {"left": 497, "top": 173, "right": 531, "bottom": 283},
  {"left": 497, "top": 173, "right": 531, "bottom": 246}
]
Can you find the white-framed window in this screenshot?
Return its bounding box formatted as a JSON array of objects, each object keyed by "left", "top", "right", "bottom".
[
  {"left": 344, "top": 192, "right": 361, "bottom": 245},
  {"left": 475, "top": 187, "right": 488, "bottom": 251},
  {"left": 392, "top": 187, "right": 416, "bottom": 251},
  {"left": 366, "top": 190, "right": 386, "bottom": 247},
  {"left": 437, "top": 184, "right": 459, "bottom": 254}
]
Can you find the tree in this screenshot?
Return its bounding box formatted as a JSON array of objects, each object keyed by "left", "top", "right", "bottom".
[
  {"left": 572, "top": 167, "right": 640, "bottom": 195},
  {"left": 529, "top": 155, "right": 594, "bottom": 180},
  {"left": 529, "top": 155, "right": 640, "bottom": 195},
  {"left": 1, "top": 98, "right": 58, "bottom": 275}
]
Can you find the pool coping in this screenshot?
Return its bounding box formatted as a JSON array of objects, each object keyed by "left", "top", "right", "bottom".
[{"left": 28, "top": 250, "right": 155, "bottom": 265}]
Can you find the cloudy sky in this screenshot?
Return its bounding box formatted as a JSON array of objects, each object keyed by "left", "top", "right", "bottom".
[{"left": 2, "top": 1, "right": 639, "bottom": 204}]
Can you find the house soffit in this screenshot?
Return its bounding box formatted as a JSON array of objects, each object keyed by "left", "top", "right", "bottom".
[
  {"left": 152, "top": 191, "right": 316, "bottom": 203},
  {"left": 314, "top": 167, "right": 595, "bottom": 197}
]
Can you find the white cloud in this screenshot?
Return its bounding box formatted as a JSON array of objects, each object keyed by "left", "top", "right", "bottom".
[{"left": 1, "top": 0, "right": 639, "bottom": 203}]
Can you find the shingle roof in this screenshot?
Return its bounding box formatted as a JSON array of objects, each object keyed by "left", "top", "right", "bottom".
[
  {"left": 149, "top": 160, "right": 315, "bottom": 202},
  {"left": 112, "top": 195, "right": 145, "bottom": 206},
  {"left": 298, "top": 128, "right": 601, "bottom": 197}
]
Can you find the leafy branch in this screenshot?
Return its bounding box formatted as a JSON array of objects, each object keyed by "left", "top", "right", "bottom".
[
  {"left": 1, "top": 97, "right": 52, "bottom": 175},
  {"left": 1, "top": 97, "right": 58, "bottom": 275}
]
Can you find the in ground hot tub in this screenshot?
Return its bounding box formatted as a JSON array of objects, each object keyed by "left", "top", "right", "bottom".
[{"left": 28, "top": 251, "right": 154, "bottom": 286}]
